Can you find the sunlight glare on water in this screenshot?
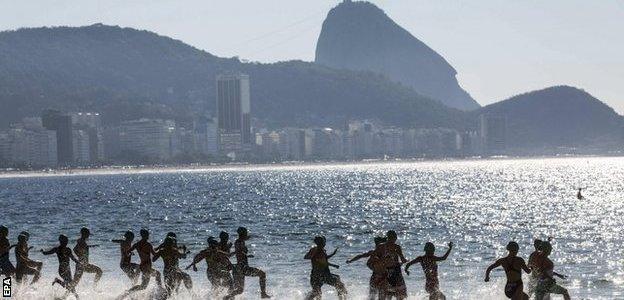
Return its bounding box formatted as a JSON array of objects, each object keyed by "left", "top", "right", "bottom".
[{"left": 1, "top": 157, "right": 623, "bottom": 299}]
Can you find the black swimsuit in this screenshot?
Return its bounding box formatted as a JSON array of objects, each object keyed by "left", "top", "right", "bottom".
[{"left": 503, "top": 258, "right": 523, "bottom": 299}]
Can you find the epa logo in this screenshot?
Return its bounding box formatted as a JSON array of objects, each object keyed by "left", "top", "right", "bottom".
[{"left": 2, "top": 277, "right": 9, "bottom": 298}]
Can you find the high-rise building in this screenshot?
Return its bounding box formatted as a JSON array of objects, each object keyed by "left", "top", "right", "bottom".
[
  {"left": 70, "top": 112, "right": 104, "bottom": 162},
  {"left": 194, "top": 116, "right": 218, "bottom": 156},
  {"left": 42, "top": 110, "right": 73, "bottom": 165},
  {"left": 216, "top": 74, "right": 251, "bottom": 158},
  {"left": 480, "top": 114, "right": 507, "bottom": 155},
  {"left": 118, "top": 119, "right": 176, "bottom": 160}
]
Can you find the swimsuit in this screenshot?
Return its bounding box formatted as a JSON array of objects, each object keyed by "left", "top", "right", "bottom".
[{"left": 502, "top": 257, "right": 523, "bottom": 299}]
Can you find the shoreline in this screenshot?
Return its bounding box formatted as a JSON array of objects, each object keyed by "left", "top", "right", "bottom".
[{"left": 0, "top": 153, "right": 618, "bottom": 179}]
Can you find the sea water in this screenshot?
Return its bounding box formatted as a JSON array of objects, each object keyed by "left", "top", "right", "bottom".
[{"left": 1, "top": 157, "right": 623, "bottom": 299}]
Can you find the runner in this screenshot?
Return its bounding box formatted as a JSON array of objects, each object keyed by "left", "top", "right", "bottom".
[
  {"left": 153, "top": 235, "right": 193, "bottom": 297},
  {"left": 405, "top": 242, "right": 453, "bottom": 300},
  {"left": 72, "top": 227, "right": 102, "bottom": 287},
  {"left": 112, "top": 231, "right": 140, "bottom": 282},
  {"left": 224, "top": 227, "right": 271, "bottom": 299},
  {"left": 41, "top": 234, "right": 81, "bottom": 299},
  {"left": 346, "top": 236, "right": 387, "bottom": 299},
  {"left": 485, "top": 241, "right": 531, "bottom": 300},
  {"left": 378, "top": 230, "right": 407, "bottom": 299},
  {"left": 15, "top": 233, "right": 41, "bottom": 284},
  {"left": 187, "top": 237, "right": 233, "bottom": 295},
  {"left": 304, "top": 236, "right": 347, "bottom": 300},
  {"left": 119, "top": 229, "right": 162, "bottom": 298},
  {"left": 0, "top": 226, "right": 16, "bottom": 277},
  {"left": 534, "top": 242, "right": 570, "bottom": 300}
]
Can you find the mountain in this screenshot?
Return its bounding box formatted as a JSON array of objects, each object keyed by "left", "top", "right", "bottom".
[
  {"left": 315, "top": 1, "right": 480, "bottom": 111},
  {"left": 478, "top": 86, "right": 624, "bottom": 149},
  {"left": 0, "top": 24, "right": 467, "bottom": 129}
]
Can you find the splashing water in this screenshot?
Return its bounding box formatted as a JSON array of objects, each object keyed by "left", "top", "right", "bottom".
[{"left": 1, "top": 157, "right": 624, "bottom": 299}]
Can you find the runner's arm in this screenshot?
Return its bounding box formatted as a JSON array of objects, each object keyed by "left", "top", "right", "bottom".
[
  {"left": 346, "top": 250, "right": 372, "bottom": 263},
  {"left": 484, "top": 259, "right": 502, "bottom": 282},
  {"left": 327, "top": 248, "right": 338, "bottom": 259},
  {"left": 554, "top": 271, "right": 567, "bottom": 279},
  {"left": 41, "top": 247, "right": 57, "bottom": 255}
]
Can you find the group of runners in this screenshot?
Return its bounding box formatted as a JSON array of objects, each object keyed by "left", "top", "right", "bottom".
[{"left": 1, "top": 224, "right": 571, "bottom": 299}]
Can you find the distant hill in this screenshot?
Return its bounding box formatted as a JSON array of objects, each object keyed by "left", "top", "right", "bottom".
[
  {"left": 315, "top": 1, "right": 480, "bottom": 111},
  {"left": 478, "top": 86, "right": 624, "bottom": 149},
  {"left": 0, "top": 24, "right": 467, "bottom": 129}
]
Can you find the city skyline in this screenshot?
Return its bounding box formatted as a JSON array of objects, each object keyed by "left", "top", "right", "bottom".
[{"left": 0, "top": 0, "right": 622, "bottom": 113}]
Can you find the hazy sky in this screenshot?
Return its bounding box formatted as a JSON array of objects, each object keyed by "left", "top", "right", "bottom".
[{"left": 1, "top": 0, "right": 622, "bottom": 112}]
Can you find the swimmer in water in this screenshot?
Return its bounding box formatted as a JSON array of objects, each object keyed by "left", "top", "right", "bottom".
[
  {"left": 576, "top": 188, "right": 584, "bottom": 200},
  {"left": 305, "top": 236, "right": 347, "bottom": 300},
  {"left": 15, "top": 232, "right": 42, "bottom": 284},
  {"left": 0, "top": 226, "right": 16, "bottom": 277},
  {"left": 72, "top": 227, "right": 103, "bottom": 288},
  {"left": 187, "top": 236, "right": 233, "bottom": 295},
  {"left": 533, "top": 242, "right": 570, "bottom": 300},
  {"left": 405, "top": 242, "right": 453, "bottom": 300},
  {"left": 346, "top": 236, "right": 387, "bottom": 299},
  {"left": 112, "top": 231, "right": 140, "bottom": 283},
  {"left": 41, "top": 234, "right": 81, "bottom": 299},
  {"left": 225, "top": 227, "right": 271, "bottom": 299},
  {"left": 485, "top": 241, "right": 531, "bottom": 300}
]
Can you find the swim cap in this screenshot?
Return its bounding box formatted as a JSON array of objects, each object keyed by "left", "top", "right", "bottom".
[
  {"left": 207, "top": 237, "right": 218, "bottom": 247},
  {"left": 540, "top": 241, "right": 552, "bottom": 252},
  {"left": 59, "top": 234, "right": 69, "bottom": 244},
  {"left": 219, "top": 231, "right": 229, "bottom": 240},
  {"left": 424, "top": 242, "right": 435, "bottom": 254},
  {"left": 237, "top": 227, "right": 248, "bottom": 236},
  {"left": 140, "top": 229, "right": 149, "bottom": 237},
  {"left": 533, "top": 239, "right": 543, "bottom": 250},
  {"left": 80, "top": 227, "right": 90, "bottom": 235},
  {"left": 506, "top": 241, "right": 519, "bottom": 252}
]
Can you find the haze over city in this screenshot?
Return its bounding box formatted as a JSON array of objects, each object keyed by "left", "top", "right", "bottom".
[{"left": 1, "top": 0, "right": 623, "bottom": 112}]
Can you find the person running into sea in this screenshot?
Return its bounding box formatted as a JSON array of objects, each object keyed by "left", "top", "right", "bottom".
[
  {"left": 304, "top": 236, "right": 347, "bottom": 300},
  {"left": 112, "top": 231, "right": 140, "bottom": 283},
  {"left": 186, "top": 237, "right": 233, "bottom": 296},
  {"left": 405, "top": 242, "right": 453, "bottom": 300},
  {"left": 219, "top": 231, "right": 233, "bottom": 254},
  {"left": 533, "top": 242, "right": 570, "bottom": 300},
  {"left": 15, "top": 233, "right": 42, "bottom": 284},
  {"left": 41, "top": 234, "right": 81, "bottom": 299},
  {"left": 484, "top": 241, "right": 531, "bottom": 300},
  {"left": 153, "top": 235, "right": 193, "bottom": 297},
  {"left": 0, "top": 226, "right": 16, "bottom": 277},
  {"left": 119, "top": 229, "right": 162, "bottom": 298},
  {"left": 72, "top": 227, "right": 103, "bottom": 288},
  {"left": 225, "top": 227, "right": 271, "bottom": 299},
  {"left": 378, "top": 230, "right": 408, "bottom": 299},
  {"left": 346, "top": 236, "right": 387, "bottom": 299},
  {"left": 18, "top": 231, "right": 43, "bottom": 277},
  {"left": 527, "top": 239, "right": 550, "bottom": 299}
]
